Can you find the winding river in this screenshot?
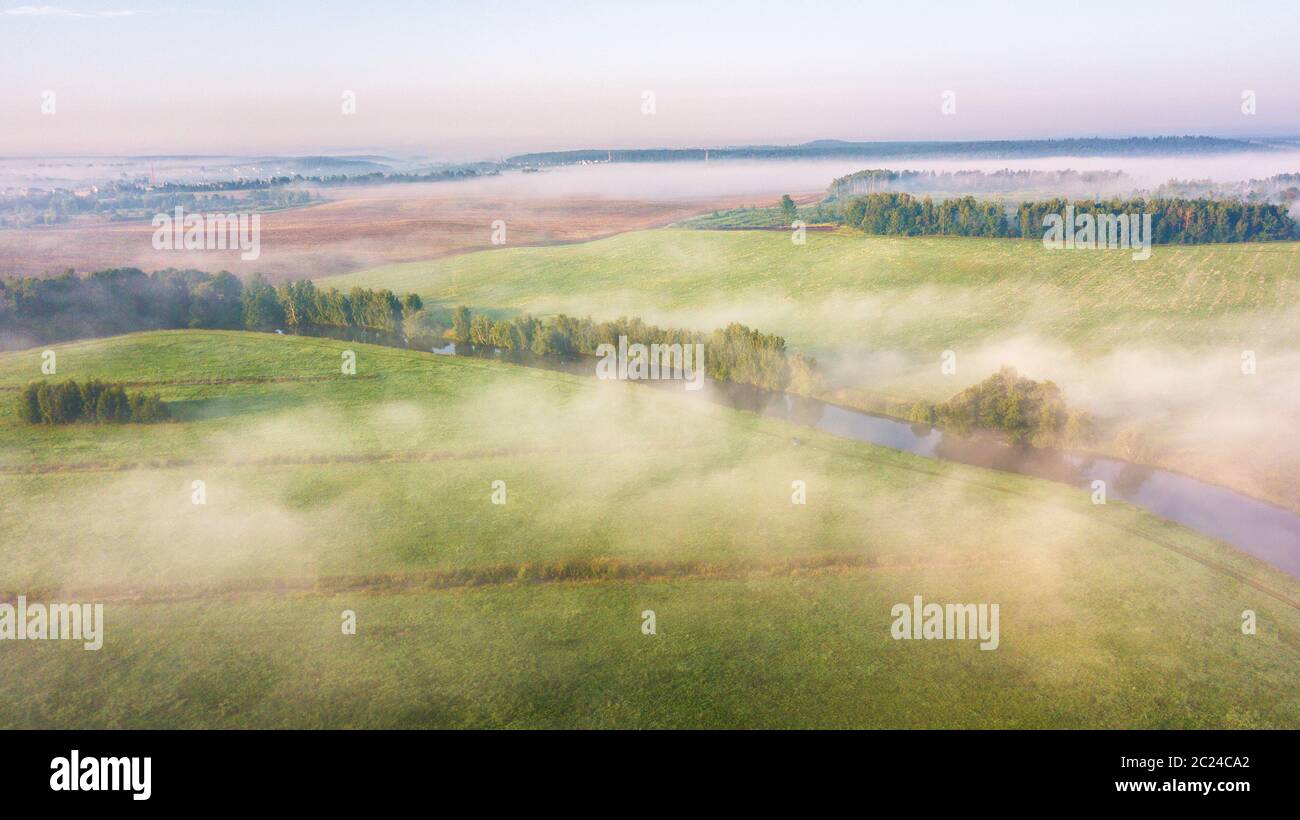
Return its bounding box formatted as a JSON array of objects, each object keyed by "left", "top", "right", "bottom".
[
  {"left": 317, "top": 329, "right": 1300, "bottom": 578},
  {"left": 677, "top": 374, "right": 1299, "bottom": 578},
  {"left": 786, "top": 393, "right": 1300, "bottom": 577}
]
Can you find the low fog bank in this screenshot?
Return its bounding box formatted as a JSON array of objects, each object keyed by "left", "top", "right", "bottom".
[
  {"left": 819, "top": 332, "right": 1300, "bottom": 507},
  {"left": 393, "top": 152, "right": 1300, "bottom": 201},
  {"left": 0, "top": 362, "right": 1115, "bottom": 597},
  {"left": 11, "top": 150, "right": 1300, "bottom": 202},
  {"left": 492, "top": 288, "right": 1300, "bottom": 509}
]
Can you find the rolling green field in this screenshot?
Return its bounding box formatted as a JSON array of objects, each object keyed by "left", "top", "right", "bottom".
[
  {"left": 321, "top": 229, "right": 1300, "bottom": 513},
  {"left": 0, "top": 331, "right": 1296, "bottom": 728},
  {"left": 321, "top": 229, "right": 1300, "bottom": 357}
]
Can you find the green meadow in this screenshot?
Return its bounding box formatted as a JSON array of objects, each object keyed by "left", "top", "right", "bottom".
[
  {"left": 0, "top": 331, "right": 1296, "bottom": 728},
  {"left": 321, "top": 229, "right": 1300, "bottom": 513},
  {"left": 320, "top": 229, "right": 1300, "bottom": 357}
]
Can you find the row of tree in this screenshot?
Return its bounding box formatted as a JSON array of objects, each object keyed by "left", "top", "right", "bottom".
[
  {"left": 826, "top": 168, "right": 1129, "bottom": 199},
  {"left": 1152, "top": 173, "right": 1300, "bottom": 206},
  {"left": 14, "top": 379, "right": 169, "bottom": 425},
  {"left": 269, "top": 279, "right": 422, "bottom": 332},
  {"left": 0, "top": 189, "right": 316, "bottom": 229},
  {"left": 508, "top": 136, "right": 1260, "bottom": 166},
  {"left": 0, "top": 268, "right": 423, "bottom": 349},
  {"left": 0, "top": 165, "right": 499, "bottom": 228},
  {"left": 0, "top": 268, "right": 819, "bottom": 393},
  {"left": 832, "top": 193, "right": 1297, "bottom": 242},
  {"left": 845, "top": 193, "right": 1013, "bottom": 237},
  {"left": 1014, "top": 197, "right": 1295, "bottom": 243},
  {"left": 449, "top": 307, "right": 816, "bottom": 393}
]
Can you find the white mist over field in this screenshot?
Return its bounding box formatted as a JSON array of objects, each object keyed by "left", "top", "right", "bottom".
[
  {"left": 7, "top": 150, "right": 1300, "bottom": 200},
  {"left": 428, "top": 152, "right": 1300, "bottom": 200}
]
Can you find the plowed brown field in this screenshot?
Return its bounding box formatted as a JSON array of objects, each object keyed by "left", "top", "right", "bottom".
[{"left": 0, "top": 181, "right": 790, "bottom": 280}]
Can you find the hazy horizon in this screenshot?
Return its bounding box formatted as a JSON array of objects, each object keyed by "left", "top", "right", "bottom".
[
  {"left": 3, "top": 0, "right": 1299, "bottom": 157},
  {"left": 4, "top": 134, "right": 1300, "bottom": 163}
]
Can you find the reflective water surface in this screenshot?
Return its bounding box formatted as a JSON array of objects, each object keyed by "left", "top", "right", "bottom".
[{"left": 305, "top": 329, "right": 1300, "bottom": 577}]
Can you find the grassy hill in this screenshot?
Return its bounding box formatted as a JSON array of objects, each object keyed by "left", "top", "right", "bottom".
[
  {"left": 320, "top": 229, "right": 1300, "bottom": 356},
  {"left": 0, "top": 331, "right": 1296, "bottom": 728},
  {"left": 320, "top": 229, "right": 1300, "bottom": 514}
]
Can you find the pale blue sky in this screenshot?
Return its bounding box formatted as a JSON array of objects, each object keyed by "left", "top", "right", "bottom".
[{"left": 1, "top": 0, "right": 1297, "bottom": 158}]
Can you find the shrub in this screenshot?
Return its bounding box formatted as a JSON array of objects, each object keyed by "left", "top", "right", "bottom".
[
  {"left": 96, "top": 385, "right": 132, "bottom": 423},
  {"left": 15, "top": 382, "right": 42, "bottom": 424},
  {"left": 128, "top": 391, "right": 169, "bottom": 423},
  {"left": 47, "top": 380, "right": 83, "bottom": 424},
  {"left": 907, "top": 401, "right": 936, "bottom": 425},
  {"left": 932, "top": 366, "right": 1090, "bottom": 449}
]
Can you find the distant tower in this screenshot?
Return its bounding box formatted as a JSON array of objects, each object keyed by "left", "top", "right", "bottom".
[
  {"left": 704, "top": 149, "right": 709, "bottom": 162},
  {"left": 607, "top": 150, "right": 612, "bottom": 162}
]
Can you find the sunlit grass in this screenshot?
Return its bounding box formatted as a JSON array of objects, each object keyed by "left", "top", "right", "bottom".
[{"left": 0, "top": 331, "right": 1295, "bottom": 728}]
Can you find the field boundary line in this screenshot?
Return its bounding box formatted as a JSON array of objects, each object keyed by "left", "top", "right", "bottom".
[
  {"left": 3, "top": 553, "right": 1019, "bottom": 606},
  {"left": 0, "top": 441, "right": 705, "bottom": 475}
]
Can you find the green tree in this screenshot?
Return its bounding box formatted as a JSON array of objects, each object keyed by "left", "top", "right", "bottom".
[
  {"left": 242, "top": 274, "right": 285, "bottom": 330},
  {"left": 469, "top": 314, "right": 493, "bottom": 346},
  {"left": 780, "top": 194, "right": 798, "bottom": 225},
  {"left": 452, "top": 306, "right": 472, "bottom": 343},
  {"left": 97, "top": 385, "right": 132, "bottom": 423},
  {"left": 14, "top": 382, "right": 41, "bottom": 424},
  {"left": 188, "top": 271, "right": 244, "bottom": 329}
]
